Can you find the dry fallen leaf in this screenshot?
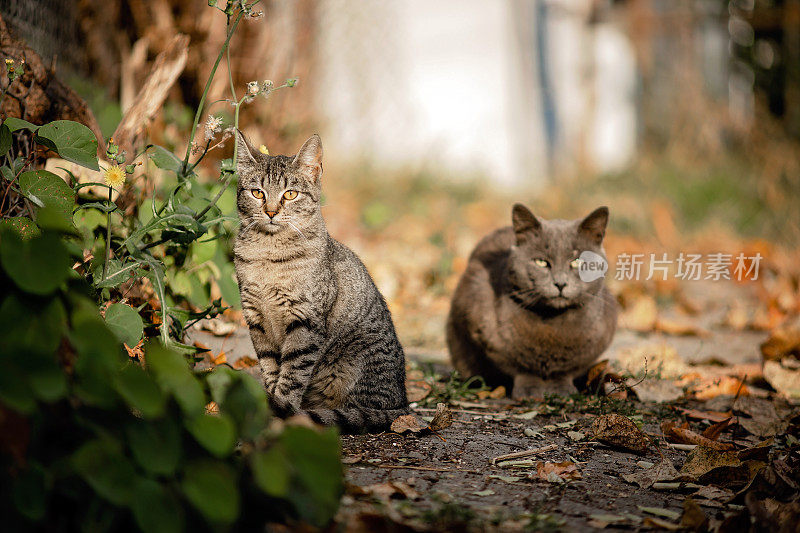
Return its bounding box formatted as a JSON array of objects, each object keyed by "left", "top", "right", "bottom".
[
  {"left": 360, "top": 481, "right": 420, "bottom": 501},
  {"left": 592, "top": 413, "right": 650, "bottom": 454},
  {"left": 733, "top": 396, "right": 788, "bottom": 437},
  {"left": 692, "top": 376, "right": 749, "bottom": 400},
  {"left": 210, "top": 352, "right": 227, "bottom": 366},
  {"left": 489, "top": 386, "right": 507, "bottom": 399},
  {"left": 679, "top": 446, "right": 765, "bottom": 489},
  {"left": 760, "top": 317, "right": 800, "bottom": 361},
  {"left": 232, "top": 355, "right": 258, "bottom": 369},
  {"left": 662, "top": 423, "right": 733, "bottom": 451},
  {"left": 429, "top": 403, "right": 453, "bottom": 431},
  {"left": 618, "top": 294, "right": 658, "bottom": 332},
  {"left": 763, "top": 360, "right": 800, "bottom": 399},
  {"left": 622, "top": 456, "right": 679, "bottom": 488},
  {"left": 702, "top": 417, "right": 735, "bottom": 441},
  {"left": 655, "top": 317, "right": 710, "bottom": 337},
  {"left": 390, "top": 414, "right": 426, "bottom": 434},
  {"left": 678, "top": 408, "right": 734, "bottom": 424},
  {"left": 124, "top": 338, "right": 145, "bottom": 361},
  {"left": 406, "top": 380, "right": 432, "bottom": 403},
  {"left": 532, "top": 461, "right": 581, "bottom": 482},
  {"left": 680, "top": 498, "right": 708, "bottom": 531},
  {"left": 198, "top": 318, "right": 238, "bottom": 336}
]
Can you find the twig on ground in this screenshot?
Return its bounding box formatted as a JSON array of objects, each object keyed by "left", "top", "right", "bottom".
[
  {"left": 667, "top": 443, "right": 697, "bottom": 451},
  {"left": 373, "top": 464, "right": 483, "bottom": 474},
  {"left": 414, "top": 408, "right": 508, "bottom": 417},
  {"left": 490, "top": 444, "right": 558, "bottom": 465}
]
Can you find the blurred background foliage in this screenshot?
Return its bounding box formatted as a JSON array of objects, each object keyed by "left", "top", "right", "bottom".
[{"left": 0, "top": 0, "right": 797, "bottom": 350}]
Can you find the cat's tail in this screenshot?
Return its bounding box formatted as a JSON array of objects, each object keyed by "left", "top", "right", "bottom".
[{"left": 303, "top": 406, "right": 410, "bottom": 434}]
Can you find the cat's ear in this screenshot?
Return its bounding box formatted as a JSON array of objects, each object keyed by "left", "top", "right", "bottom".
[
  {"left": 578, "top": 206, "right": 609, "bottom": 244},
  {"left": 292, "top": 134, "right": 323, "bottom": 185},
  {"left": 512, "top": 203, "right": 541, "bottom": 239},
  {"left": 234, "top": 129, "right": 258, "bottom": 172}
]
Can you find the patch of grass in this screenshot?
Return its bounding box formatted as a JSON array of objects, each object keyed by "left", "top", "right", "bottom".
[
  {"left": 417, "top": 366, "right": 490, "bottom": 407},
  {"left": 536, "top": 393, "right": 641, "bottom": 417}
]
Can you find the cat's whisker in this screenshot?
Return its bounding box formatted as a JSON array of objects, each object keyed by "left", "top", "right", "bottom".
[
  {"left": 238, "top": 219, "right": 260, "bottom": 236},
  {"left": 286, "top": 220, "right": 307, "bottom": 240}
]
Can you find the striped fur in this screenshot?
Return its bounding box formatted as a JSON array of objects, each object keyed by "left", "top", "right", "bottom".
[{"left": 233, "top": 132, "right": 408, "bottom": 433}]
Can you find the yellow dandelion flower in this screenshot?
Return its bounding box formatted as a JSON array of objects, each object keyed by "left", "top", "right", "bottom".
[
  {"left": 104, "top": 165, "right": 126, "bottom": 188},
  {"left": 258, "top": 145, "right": 269, "bottom": 155}
]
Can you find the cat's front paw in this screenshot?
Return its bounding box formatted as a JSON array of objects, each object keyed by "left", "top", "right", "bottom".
[
  {"left": 269, "top": 396, "right": 300, "bottom": 418},
  {"left": 512, "top": 374, "right": 576, "bottom": 400}
]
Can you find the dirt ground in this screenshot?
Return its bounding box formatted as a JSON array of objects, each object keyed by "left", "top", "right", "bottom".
[
  {"left": 337, "top": 399, "right": 692, "bottom": 531},
  {"left": 190, "top": 279, "right": 800, "bottom": 531}
]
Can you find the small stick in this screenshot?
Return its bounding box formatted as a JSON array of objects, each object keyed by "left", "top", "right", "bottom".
[
  {"left": 414, "top": 408, "right": 508, "bottom": 416},
  {"left": 490, "top": 444, "right": 558, "bottom": 465},
  {"left": 373, "top": 464, "right": 483, "bottom": 474},
  {"left": 668, "top": 443, "right": 697, "bottom": 451}
]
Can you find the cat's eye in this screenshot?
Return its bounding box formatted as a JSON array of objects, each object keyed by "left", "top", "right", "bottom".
[
  {"left": 283, "top": 190, "right": 298, "bottom": 201},
  {"left": 251, "top": 189, "right": 264, "bottom": 199},
  {"left": 533, "top": 259, "right": 549, "bottom": 268},
  {"left": 570, "top": 258, "right": 583, "bottom": 269}
]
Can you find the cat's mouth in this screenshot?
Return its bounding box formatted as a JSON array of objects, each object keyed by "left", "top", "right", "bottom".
[{"left": 536, "top": 294, "right": 583, "bottom": 312}]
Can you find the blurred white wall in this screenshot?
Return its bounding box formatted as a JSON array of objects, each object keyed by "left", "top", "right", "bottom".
[{"left": 315, "top": 0, "right": 637, "bottom": 185}]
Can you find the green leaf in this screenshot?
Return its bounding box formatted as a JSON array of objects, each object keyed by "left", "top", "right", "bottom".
[
  {"left": 19, "top": 169, "right": 75, "bottom": 219},
  {"left": 0, "top": 292, "right": 66, "bottom": 354},
  {"left": 0, "top": 216, "right": 40, "bottom": 239},
  {"left": 181, "top": 461, "right": 239, "bottom": 525},
  {"left": 126, "top": 418, "right": 181, "bottom": 476},
  {"left": 0, "top": 231, "right": 72, "bottom": 295},
  {"left": 282, "top": 426, "right": 343, "bottom": 526},
  {"left": 114, "top": 363, "right": 166, "bottom": 419},
  {"left": 0, "top": 365, "right": 36, "bottom": 413},
  {"left": 72, "top": 439, "right": 138, "bottom": 506},
  {"left": 26, "top": 350, "right": 67, "bottom": 402},
  {"left": 3, "top": 117, "right": 38, "bottom": 132},
  {"left": 149, "top": 145, "right": 183, "bottom": 174},
  {"left": 104, "top": 303, "right": 144, "bottom": 347},
  {"left": 34, "top": 120, "right": 99, "bottom": 170},
  {"left": 0, "top": 123, "right": 11, "bottom": 155},
  {"left": 36, "top": 205, "right": 79, "bottom": 235},
  {"left": 70, "top": 316, "right": 126, "bottom": 408},
  {"left": 217, "top": 371, "right": 268, "bottom": 439},
  {"left": 145, "top": 342, "right": 205, "bottom": 417},
  {"left": 185, "top": 414, "right": 236, "bottom": 458},
  {"left": 251, "top": 446, "right": 290, "bottom": 497},
  {"left": 12, "top": 464, "right": 46, "bottom": 520},
  {"left": 131, "top": 478, "right": 184, "bottom": 533}
]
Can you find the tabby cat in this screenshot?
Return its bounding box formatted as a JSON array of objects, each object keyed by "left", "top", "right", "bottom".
[
  {"left": 446, "top": 204, "right": 617, "bottom": 398},
  {"left": 233, "top": 131, "right": 408, "bottom": 432}
]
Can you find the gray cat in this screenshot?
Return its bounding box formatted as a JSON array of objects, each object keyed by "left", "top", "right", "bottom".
[
  {"left": 233, "top": 131, "right": 408, "bottom": 432},
  {"left": 446, "top": 204, "right": 617, "bottom": 398}
]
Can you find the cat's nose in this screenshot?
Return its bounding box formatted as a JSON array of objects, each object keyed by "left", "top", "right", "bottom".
[
  {"left": 265, "top": 210, "right": 277, "bottom": 219},
  {"left": 554, "top": 281, "right": 567, "bottom": 293}
]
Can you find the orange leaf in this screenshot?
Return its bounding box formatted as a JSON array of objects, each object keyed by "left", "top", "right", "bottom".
[
  {"left": 232, "top": 356, "right": 258, "bottom": 369},
  {"left": 701, "top": 417, "right": 735, "bottom": 441}
]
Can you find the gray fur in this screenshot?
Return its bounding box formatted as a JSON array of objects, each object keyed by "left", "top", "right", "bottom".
[
  {"left": 233, "top": 131, "right": 408, "bottom": 432},
  {"left": 446, "top": 204, "right": 618, "bottom": 398}
]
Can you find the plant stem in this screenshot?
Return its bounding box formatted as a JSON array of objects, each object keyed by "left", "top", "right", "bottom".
[
  {"left": 181, "top": 9, "right": 244, "bottom": 176},
  {"left": 102, "top": 185, "right": 113, "bottom": 281}
]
